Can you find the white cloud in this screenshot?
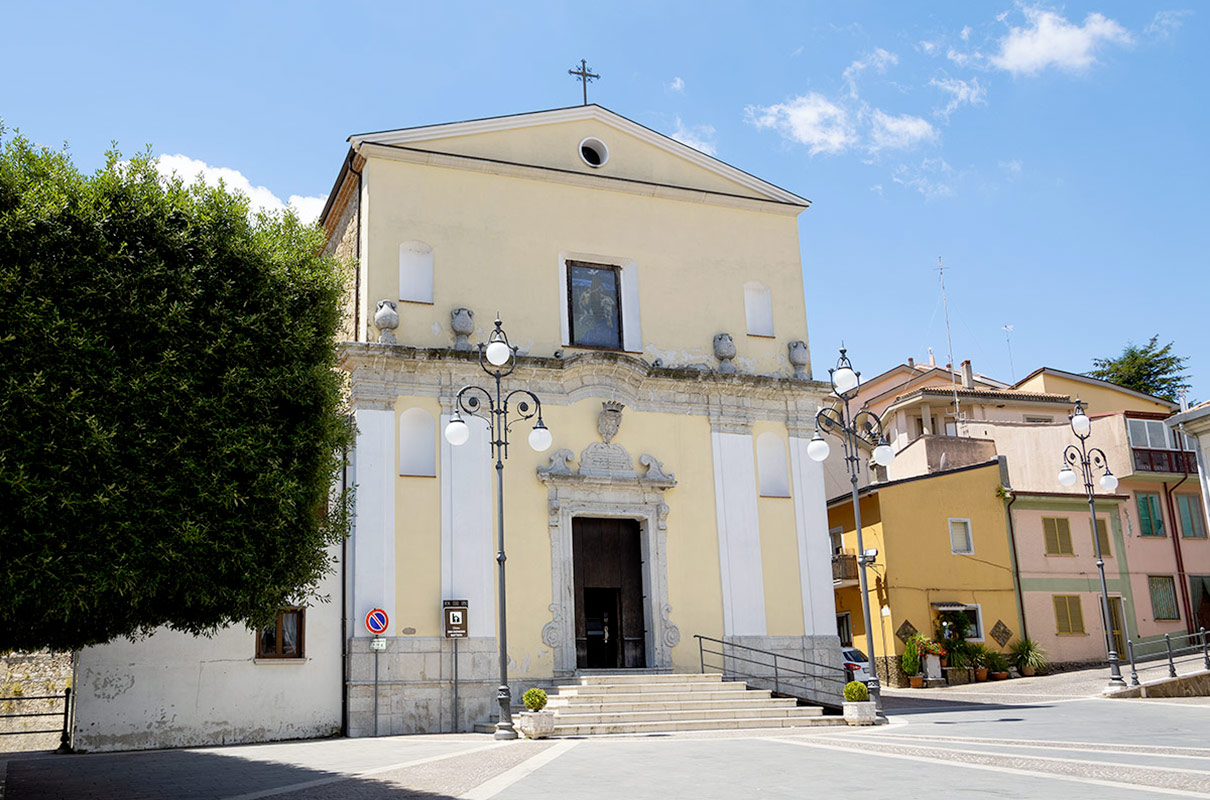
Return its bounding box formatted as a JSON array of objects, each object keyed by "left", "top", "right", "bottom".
[
  {"left": 745, "top": 93, "right": 856, "bottom": 155},
  {"left": 668, "top": 76, "right": 685, "bottom": 92},
  {"left": 892, "top": 157, "right": 956, "bottom": 199},
  {"left": 1145, "top": 10, "right": 1193, "bottom": 39},
  {"left": 930, "top": 76, "right": 987, "bottom": 119},
  {"left": 869, "top": 110, "right": 937, "bottom": 152},
  {"left": 669, "top": 118, "right": 717, "bottom": 156},
  {"left": 946, "top": 47, "right": 977, "bottom": 67},
  {"left": 155, "top": 154, "right": 325, "bottom": 223},
  {"left": 870, "top": 184, "right": 884, "bottom": 195},
  {"left": 918, "top": 40, "right": 939, "bottom": 55},
  {"left": 960, "top": 25, "right": 973, "bottom": 41},
  {"left": 842, "top": 48, "right": 898, "bottom": 98},
  {"left": 999, "top": 159, "right": 1023, "bottom": 174},
  {"left": 991, "top": 7, "right": 1133, "bottom": 76}
]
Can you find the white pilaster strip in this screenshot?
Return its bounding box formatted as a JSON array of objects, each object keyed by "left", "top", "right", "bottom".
[
  {"left": 353, "top": 408, "right": 396, "bottom": 632},
  {"left": 789, "top": 435, "right": 838, "bottom": 636},
  {"left": 441, "top": 414, "right": 495, "bottom": 637},
  {"left": 710, "top": 430, "right": 766, "bottom": 636}
]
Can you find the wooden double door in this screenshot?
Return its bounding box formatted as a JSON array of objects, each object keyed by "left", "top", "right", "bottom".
[{"left": 572, "top": 517, "right": 647, "bottom": 669}]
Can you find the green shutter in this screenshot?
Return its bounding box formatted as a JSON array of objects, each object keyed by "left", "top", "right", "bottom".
[
  {"left": 1148, "top": 577, "right": 1179, "bottom": 620},
  {"left": 1178, "top": 496, "right": 1206, "bottom": 539},
  {"left": 1138, "top": 494, "right": 1165, "bottom": 537}
]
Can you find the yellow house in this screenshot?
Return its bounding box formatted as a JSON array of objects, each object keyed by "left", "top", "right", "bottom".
[
  {"left": 829, "top": 458, "right": 1023, "bottom": 686},
  {"left": 319, "top": 105, "right": 841, "bottom": 735}
]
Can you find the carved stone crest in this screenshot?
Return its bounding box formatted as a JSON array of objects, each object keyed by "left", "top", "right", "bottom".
[
  {"left": 374, "top": 299, "right": 399, "bottom": 344},
  {"left": 451, "top": 307, "right": 474, "bottom": 350},
  {"left": 714, "top": 333, "right": 737, "bottom": 374},
  {"left": 598, "top": 401, "right": 624, "bottom": 443}
]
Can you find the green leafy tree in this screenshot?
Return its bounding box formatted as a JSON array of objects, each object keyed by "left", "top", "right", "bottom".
[
  {"left": 1088, "top": 336, "right": 1191, "bottom": 402},
  {"left": 0, "top": 129, "right": 352, "bottom": 652}
]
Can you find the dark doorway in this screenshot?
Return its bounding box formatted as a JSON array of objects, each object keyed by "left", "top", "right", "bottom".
[{"left": 573, "top": 517, "right": 646, "bottom": 669}]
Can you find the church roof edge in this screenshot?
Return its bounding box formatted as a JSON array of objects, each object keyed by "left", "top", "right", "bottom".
[{"left": 346, "top": 105, "right": 810, "bottom": 207}]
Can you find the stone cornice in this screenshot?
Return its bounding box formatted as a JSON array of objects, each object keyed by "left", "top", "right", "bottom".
[{"left": 339, "top": 343, "right": 829, "bottom": 425}]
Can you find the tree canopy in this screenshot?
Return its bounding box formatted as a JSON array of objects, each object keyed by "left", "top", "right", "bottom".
[
  {"left": 1088, "top": 335, "right": 1191, "bottom": 403},
  {"left": 0, "top": 130, "right": 352, "bottom": 652}
]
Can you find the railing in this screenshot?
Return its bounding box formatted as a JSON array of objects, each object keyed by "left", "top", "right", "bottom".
[
  {"left": 0, "top": 687, "right": 72, "bottom": 752},
  {"left": 694, "top": 634, "right": 847, "bottom": 709},
  {"left": 832, "top": 553, "right": 859, "bottom": 583},
  {"left": 1124, "top": 629, "right": 1210, "bottom": 686},
  {"left": 1132, "top": 448, "right": 1197, "bottom": 474}
]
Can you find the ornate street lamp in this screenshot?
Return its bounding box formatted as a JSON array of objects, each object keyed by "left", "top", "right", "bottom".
[
  {"left": 444, "top": 317, "right": 552, "bottom": 739},
  {"left": 1057, "top": 398, "right": 1126, "bottom": 690},
  {"left": 808, "top": 348, "right": 895, "bottom": 713}
]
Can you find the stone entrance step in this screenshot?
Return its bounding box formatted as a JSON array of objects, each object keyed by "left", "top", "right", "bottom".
[{"left": 542, "top": 672, "right": 840, "bottom": 737}]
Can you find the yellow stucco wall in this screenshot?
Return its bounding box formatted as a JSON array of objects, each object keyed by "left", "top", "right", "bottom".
[
  {"left": 830, "top": 462, "right": 1022, "bottom": 662},
  {"left": 753, "top": 419, "right": 805, "bottom": 638},
  {"left": 1016, "top": 372, "right": 1173, "bottom": 414},
  {"left": 358, "top": 150, "right": 807, "bottom": 375}
]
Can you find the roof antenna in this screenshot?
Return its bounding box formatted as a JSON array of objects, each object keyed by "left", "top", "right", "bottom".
[
  {"left": 938, "top": 257, "right": 960, "bottom": 429},
  {"left": 1002, "top": 324, "right": 1016, "bottom": 383}
]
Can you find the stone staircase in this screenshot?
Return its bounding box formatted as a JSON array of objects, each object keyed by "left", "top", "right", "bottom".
[{"left": 541, "top": 672, "right": 842, "bottom": 736}]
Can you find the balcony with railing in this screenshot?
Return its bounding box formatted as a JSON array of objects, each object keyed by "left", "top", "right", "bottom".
[
  {"left": 832, "top": 553, "right": 859, "bottom": 587},
  {"left": 1132, "top": 448, "right": 1197, "bottom": 475}
]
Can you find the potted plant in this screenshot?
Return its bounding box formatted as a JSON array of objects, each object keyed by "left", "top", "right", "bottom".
[
  {"left": 916, "top": 635, "right": 947, "bottom": 681},
  {"left": 516, "top": 687, "right": 555, "bottom": 739},
  {"left": 986, "top": 650, "right": 1010, "bottom": 681},
  {"left": 1010, "top": 638, "right": 1048, "bottom": 677},
  {"left": 901, "top": 635, "right": 923, "bottom": 688},
  {"left": 970, "top": 644, "right": 991, "bottom": 682},
  {"left": 842, "top": 680, "right": 877, "bottom": 725}
]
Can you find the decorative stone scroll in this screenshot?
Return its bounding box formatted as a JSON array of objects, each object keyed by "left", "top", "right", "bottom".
[{"left": 537, "top": 441, "right": 679, "bottom": 675}]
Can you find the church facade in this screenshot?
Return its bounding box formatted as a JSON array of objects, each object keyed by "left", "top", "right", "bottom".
[{"left": 321, "top": 105, "right": 841, "bottom": 735}]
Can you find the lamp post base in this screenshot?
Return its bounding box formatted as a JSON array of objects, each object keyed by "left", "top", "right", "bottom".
[
  {"left": 494, "top": 685, "right": 517, "bottom": 740},
  {"left": 493, "top": 722, "right": 518, "bottom": 741}
]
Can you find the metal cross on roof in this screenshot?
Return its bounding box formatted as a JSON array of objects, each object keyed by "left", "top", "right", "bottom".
[{"left": 568, "top": 59, "right": 599, "bottom": 106}]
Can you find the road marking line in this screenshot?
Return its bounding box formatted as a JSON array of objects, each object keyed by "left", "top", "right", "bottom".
[
  {"left": 864, "top": 732, "right": 1210, "bottom": 758},
  {"left": 769, "top": 737, "right": 1210, "bottom": 798},
  {"left": 218, "top": 742, "right": 507, "bottom": 800},
  {"left": 460, "top": 739, "right": 580, "bottom": 800},
  {"left": 812, "top": 734, "right": 1210, "bottom": 775}
]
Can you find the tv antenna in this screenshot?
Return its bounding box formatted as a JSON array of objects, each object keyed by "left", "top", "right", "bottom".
[
  {"left": 1002, "top": 324, "right": 1016, "bottom": 382},
  {"left": 937, "top": 257, "right": 960, "bottom": 426}
]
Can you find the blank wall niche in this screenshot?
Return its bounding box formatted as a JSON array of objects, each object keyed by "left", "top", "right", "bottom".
[
  {"left": 744, "top": 281, "right": 774, "bottom": 337},
  {"left": 399, "top": 407, "right": 436, "bottom": 477},
  {"left": 399, "top": 241, "right": 434, "bottom": 303},
  {"left": 756, "top": 432, "right": 790, "bottom": 497}
]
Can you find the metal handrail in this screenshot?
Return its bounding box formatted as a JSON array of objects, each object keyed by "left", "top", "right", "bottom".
[
  {"left": 694, "top": 635, "right": 848, "bottom": 708},
  {"left": 1125, "top": 628, "right": 1209, "bottom": 686},
  {"left": 0, "top": 687, "right": 72, "bottom": 752}
]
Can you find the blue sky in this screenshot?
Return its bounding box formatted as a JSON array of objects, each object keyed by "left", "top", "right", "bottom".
[{"left": 4, "top": 2, "right": 1206, "bottom": 399}]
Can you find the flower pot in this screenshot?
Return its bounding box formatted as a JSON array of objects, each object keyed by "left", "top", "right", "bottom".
[
  {"left": 844, "top": 701, "right": 878, "bottom": 726},
  {"left": 1021, "top": 665, "right": 1036, "bottom": 677},
  {"left": 909, "top": 675, "right": 924, "bottom": 689},
  {"left": 990, "top": 671, "right": 1010, "bottom": 681},
  {"left": 974, "top": 667, "right": 989, "bottom": 682},
  {"left": 517, "top": 710, "right": 555, "bottom": 739}
]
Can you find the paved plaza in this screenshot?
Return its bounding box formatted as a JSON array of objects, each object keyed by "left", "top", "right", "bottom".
[{"left": 3, "top": 667, "right": 1209, "bottom": 800}]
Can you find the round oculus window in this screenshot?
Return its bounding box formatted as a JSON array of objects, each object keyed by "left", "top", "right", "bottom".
[{"left": 579, "top": 137, "right": 609, "bottom": 168}]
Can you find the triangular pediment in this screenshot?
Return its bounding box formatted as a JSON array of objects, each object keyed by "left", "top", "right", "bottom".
[{"left": 349, "top": 106, "right": 808, "bottom": 207}]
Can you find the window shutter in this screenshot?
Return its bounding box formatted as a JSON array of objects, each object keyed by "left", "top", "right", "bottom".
[
  {"left": 949, "top": 520, "right": 972, "bottom": 554},
  {"left": 1057, "top": 518, "right": 1072, "bottom": 554},
  {"left": 1138, "top": 494, "right": 1157, "bottom": 537},
  {"left": 1054, "top": 596, "right": 1071, "bottom": 634},
  {"left": 1068, "top": 597, "right": 1084, "bottom": 633},
  {"left": 1091, "top": 518, "right": 1111, "bottom": 557},
  {"left": 1043, "top": 518, "right": 1060, "bottom": 555},
  {"left": 1149, "top": 576, "right": 1179, "bottom": 620}
]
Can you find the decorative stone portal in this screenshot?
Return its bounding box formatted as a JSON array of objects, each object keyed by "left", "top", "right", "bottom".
[{"left": 538, "top": 443, "right": 678, "bottom": 677}]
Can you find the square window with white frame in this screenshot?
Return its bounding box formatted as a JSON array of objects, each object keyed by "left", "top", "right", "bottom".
[{"left": 949, "top": 518, "right": 973, "bottom": 554}]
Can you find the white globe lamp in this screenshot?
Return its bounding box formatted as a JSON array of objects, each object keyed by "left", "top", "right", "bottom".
[
  {"left": 1100, "top": 472, "right": 1119, "bottom": 492},
  {"left": 444, "top": 416, "right": 470, "bottom": 446},
  {"left": 832, "top": 366, "right": 859, "bottom": 395},
  {"left": 1058, "top": 466, "right": 1078, "bottom": 487},
  {"left": 807, "top": 434, "right": 831, "bottom": 463},
  {"left": 1071, "top": 412, "right": 1091, "bottom": 436},
  {"left": 528, "top": 423, "right": 553, "bottom": 452},
  {"left": 873, "top": 442, "right": 895, "bottom": 467},
  {"left": 486, "top": 340, "right": 512, "bottom": 367}
]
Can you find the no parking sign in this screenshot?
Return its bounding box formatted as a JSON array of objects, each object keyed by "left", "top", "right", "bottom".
[{"left": 365, "top": 608, "right": 389, "bottom": 635}]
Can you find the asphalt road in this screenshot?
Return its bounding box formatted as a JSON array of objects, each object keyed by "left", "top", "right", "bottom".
[{"left": 3, "top": 668, "right": 1208, "bottom": 799}]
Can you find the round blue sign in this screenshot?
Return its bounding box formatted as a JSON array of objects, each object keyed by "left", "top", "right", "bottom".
[{"left": 365, "top": 608, "right": 389, "bottom": 635}]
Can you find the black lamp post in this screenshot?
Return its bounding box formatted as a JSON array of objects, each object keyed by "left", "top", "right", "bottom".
[
  {"left": 1057, "top": 398, "right": 1126, "bottom": 690},
  {"left": 807, "top": 348, "right": 895, "bottom": 714},
  {"left": 444, "top": 318, "right": 553, "bottom": 740}
]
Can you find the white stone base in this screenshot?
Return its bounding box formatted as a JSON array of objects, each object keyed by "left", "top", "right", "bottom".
[{"left": 843, "top": 701, "right": 877, "bottom": 726}]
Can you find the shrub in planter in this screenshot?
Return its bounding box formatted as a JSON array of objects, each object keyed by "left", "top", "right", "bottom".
[
  {"left": 986, "top": 650, "right": 1010, "bottom": 679},
  {"left": 843, "top": 681, "right": 869, "bottom": 703},
  {"left": 1010, "top": 638, "right": 1048, "bottom": 676},
  {"left": 523, "top": 688, "right": 548, "bottom": 711},
  {"left": 901, "top": 635, "right": 921, "bottom": 679}
]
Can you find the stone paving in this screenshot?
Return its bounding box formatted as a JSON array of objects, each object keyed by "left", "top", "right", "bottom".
[{"left": 3, "top": 663, "right": 1208, "bottom": 799}]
